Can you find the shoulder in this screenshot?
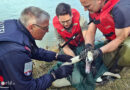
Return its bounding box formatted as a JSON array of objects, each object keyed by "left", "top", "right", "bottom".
[
  {"left": 0, "top": 42, "right": 27, "bottom": 56},
  {"left": 112, "top": 0, "right": 130, "bottom": 28}
]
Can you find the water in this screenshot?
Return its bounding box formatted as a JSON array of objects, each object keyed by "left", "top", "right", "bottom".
[{"left": 0, "top": 0, "right": 102, "bottom": 48}]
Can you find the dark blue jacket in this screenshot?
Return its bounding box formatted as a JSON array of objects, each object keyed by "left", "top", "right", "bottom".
[{"left": 0, "top": 19, "right": 56, "bottom": 90}]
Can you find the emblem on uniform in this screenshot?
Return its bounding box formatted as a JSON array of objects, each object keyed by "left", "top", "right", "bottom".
[{"left": 24, "top": 62, "right": 32, "bottom": 76}]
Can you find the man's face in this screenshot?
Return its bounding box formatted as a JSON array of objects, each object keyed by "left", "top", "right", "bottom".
[
  {"left": 80, "top": 0, "right": 102, "bottom": 13},
  {"left": 58, "top": 14, "right": 72, "bottom": 29},
  {"left": 29, "top": 19, "right": 49, "bottom": 40}
]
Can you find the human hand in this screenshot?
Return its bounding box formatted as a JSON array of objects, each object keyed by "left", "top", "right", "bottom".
[
  {"left": 56, "top": 54, "right": 73, "bottom": 62},
  {"left": 84, "top": 43, "right": 93, "bottom": 51},
  {"left": 92, "top": 48, "right": 103, "bottom": 59},
  {"left": 80, "top": 48, "right": 102, "bottom": 62},
  {"left": 79, "top": 44, "right": 93, "bottom": 60},
  {"left": 51, "top": 65, "right": 74, "bottom": 79}
]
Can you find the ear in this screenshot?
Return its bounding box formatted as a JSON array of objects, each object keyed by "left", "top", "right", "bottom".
[
  {"left": 27, "top": 24, "right": 34, "bottom": 33},
  {"left": 97, "top": 0, "right": 102, "bottom": 4}
]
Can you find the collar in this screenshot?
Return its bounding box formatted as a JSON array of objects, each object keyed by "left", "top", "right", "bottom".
[
  {"left": 16, "top": 20, "right": 37, "bottom": 48},
  {"left": 97, "top": 0, "right": 108, "bottom": 13}
]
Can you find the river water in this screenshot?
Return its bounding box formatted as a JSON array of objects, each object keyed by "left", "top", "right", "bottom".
[{"left": 0, "top": 0, "right": 102, "bottom": 48}]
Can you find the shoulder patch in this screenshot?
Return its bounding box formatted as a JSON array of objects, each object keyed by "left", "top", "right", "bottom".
[{"left": 24, "top": 61, "right": 33, "bottom": 76}]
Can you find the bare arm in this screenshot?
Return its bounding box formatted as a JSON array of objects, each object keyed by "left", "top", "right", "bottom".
[
  {"left": 100, "top": 27, "right": 130, "bottom": 53},
  {"left": 62, "top": 43, "right": 75, "bottom": 56},
  {"left": 54, "top": 29, "right": 75, "bottom": 56},
  {"left": 84, "top": 22, "right": 97, "bottom": 46},
  {"left": 79, "top": 16, "right": 97, "bottom": 46}
]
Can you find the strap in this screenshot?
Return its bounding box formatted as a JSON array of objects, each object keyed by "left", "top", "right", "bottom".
[
  {"left": 59, "top": 33, "right": 79, "bottom": 48},
  {"left": 104, "top": 32, "right": 114, "bottom": 37},
  {"left": 88, "top": 18, "right": 100, "bottom": 25}
]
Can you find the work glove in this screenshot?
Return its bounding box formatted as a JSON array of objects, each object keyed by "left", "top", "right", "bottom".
[
  {"left": 51, "top": 65, "right": 74, "bottom": 79},
  {"left": 80, "top": 47, "right": 103, "bottom": 62},
  {"left": 80, "top": 43, "right": 93, "bottom": 60},
  {"left": 55, "top": 54, "right": 73, "bottom": 62},
  {"left": 92, "top": 48, "right": 103, "bottom": 59},
  {"left": 84, "top": 43, "right": 93, "bottom": 51}
]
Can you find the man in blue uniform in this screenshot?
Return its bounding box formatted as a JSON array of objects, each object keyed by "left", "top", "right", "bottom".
[{"left": 0, "top": 6, "right": 73, "bottom": 90}]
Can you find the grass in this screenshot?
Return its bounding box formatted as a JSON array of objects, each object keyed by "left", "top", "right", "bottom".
[{"left": 96, "top": 67, "right": 130, "bottom": 90}]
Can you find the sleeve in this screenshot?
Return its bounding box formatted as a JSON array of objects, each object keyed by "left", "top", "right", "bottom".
[
  {"left": 31, "top": 47, "right": 56, "bottom": 62},
  {"left": 79, "top": 16, "right": 88, "bottom": 31},
  {"left": 88, "top": 13, "right": 93, "bottom": 24},
  {"left": 54, "top": 28, "right": 65, "bottom": 44},
  {"left": 1, "top": 51, "right": 55, "bottom": 90},
  {"left": 112, "top": 5, "right": 130, "bottom": 29}
]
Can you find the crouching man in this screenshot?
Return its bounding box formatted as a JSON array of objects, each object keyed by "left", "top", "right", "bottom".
[{"left": 0, "top": 6, "right": 73, "bottom": 90}]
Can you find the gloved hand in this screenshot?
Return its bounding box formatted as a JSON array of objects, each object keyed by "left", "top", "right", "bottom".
[
  {"left": 55, "top": 54, "right": 73, "bottom": 62},
  {"left": 80, "top": 47, "right": 102, "bottom": 62},
  {"left": 80, "top": 44, "right": 93, "bottom": 60},
  {"left": 84, "top": 43, "right": 93, "bottom": 51},
  {"left": 51, "top": 65, "right": 74, "bottom": 79},
  {"left": 92, "top": 48, "right": 103, "bottom": 59}
]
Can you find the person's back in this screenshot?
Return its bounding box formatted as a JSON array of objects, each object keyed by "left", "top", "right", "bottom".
[{"left": 0, "top": 19, "right": 31, "bottom": 50}]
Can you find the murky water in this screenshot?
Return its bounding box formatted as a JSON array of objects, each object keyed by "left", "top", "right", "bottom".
[{"left": 0, "top": 0, "right": 102, "bottom": 48}]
